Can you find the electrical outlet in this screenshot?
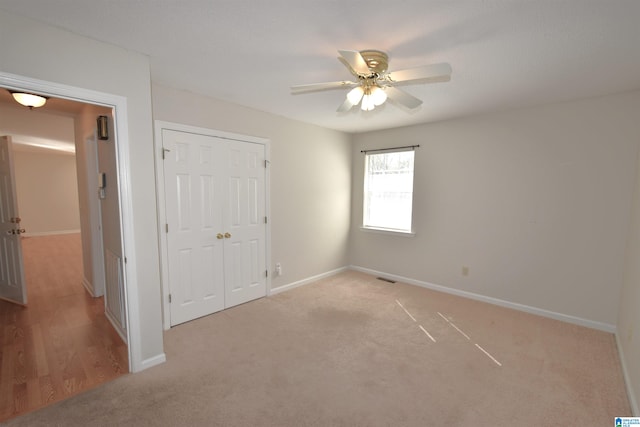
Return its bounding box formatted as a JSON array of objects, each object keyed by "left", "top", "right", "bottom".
[
  {"left": 462, "top": 266, "right": 469, "bottom": 276},
  {"left": 275, "top": 263, "right": 282, "bottom": 276}
]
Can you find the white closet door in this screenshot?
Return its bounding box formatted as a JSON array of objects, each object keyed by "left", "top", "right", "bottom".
[
  {"left": 163, "top": 130, "right": 226, "bottom": 326},
  {"left": 224, "top": 141, "right": 267, "bottom": 308},
  {"left": 163, "top": 130, "right": 267, "bottom": 326}
]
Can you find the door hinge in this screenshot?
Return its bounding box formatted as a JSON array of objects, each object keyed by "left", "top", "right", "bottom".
[
  {"left": 169, "top": 294, "right": 172, "bottom": 303},
  {"left": 265, "top": 270, "right": 268, "bottom": 278},
  {"left": 264, "top": 216, "right": 267, "bottom": 224},
  {"left": 264, "top": 159, "right": 269, "bottom": 168},
  {"left": 162, "top": 147, "right": 171, "bottom": 159},
  {"left": 124, "top": 257, "right": 127, "bottom": 264},
  {"left": 165, "top": 223, "right": 169, "bottom": 233}
]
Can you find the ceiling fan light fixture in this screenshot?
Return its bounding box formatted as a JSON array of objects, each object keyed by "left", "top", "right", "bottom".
[
  {"left": 361, "top": 93, "right": 375, "bottom": 111},
  {"left": 371, "top": 86, "right": 387, "bottom": 106},
  {"left": 10, "top": 91, "right": 48, "bottom": 109},
  {"left": 347, "top": 86, "right": 364, "bottom": 105}
]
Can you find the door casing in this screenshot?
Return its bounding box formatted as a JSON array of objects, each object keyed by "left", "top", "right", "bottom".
[{"left": 0, "top": 71, "right": 157, "bottom": 373}]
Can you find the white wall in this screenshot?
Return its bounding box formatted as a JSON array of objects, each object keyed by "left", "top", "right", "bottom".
[
  {"left": 74, "top": 105, "right": 111, "bottom": 297},
  {"left": 0, "top": 10, "right": 164, "bottom": 369},
  {"left": 351, "top": 91, "right": 640, "bottom": 329},
  {"left": 619, "top": 142, "right": 640, "bottom": 415},
  {"left": 13, "top": 149, "right": 80, "bottom": 235},
  {"left": 0, "top": 99, "right": 80, "bottom": 235},
  {"left": 151, "top": 84, "right": 352, "bottom": 290}
]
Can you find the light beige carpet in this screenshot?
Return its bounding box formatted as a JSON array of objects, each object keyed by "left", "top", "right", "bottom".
[{"left": 5, "top": 271, "right": 631, "bottom": 426}]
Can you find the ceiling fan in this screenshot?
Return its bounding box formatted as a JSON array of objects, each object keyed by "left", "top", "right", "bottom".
[{"left": 291, "top": 50, "right": 452, "bottom": 112}]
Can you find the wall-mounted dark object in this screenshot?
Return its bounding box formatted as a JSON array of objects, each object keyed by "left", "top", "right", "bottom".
[{"left": 97, "top": 115, "right": 109, "bottom": 140}]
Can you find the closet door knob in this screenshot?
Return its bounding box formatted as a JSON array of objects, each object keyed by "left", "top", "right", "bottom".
[
  {"left": 224, "top": 232, "right": 231, "bottom": 238},
  {"left": 216, "top": 233, "right": 224, "bottom": 239}
]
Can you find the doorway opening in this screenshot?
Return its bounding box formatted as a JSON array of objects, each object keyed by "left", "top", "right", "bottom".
[{"left": 0, "top": 79, "right": 132, "bottom": 420}]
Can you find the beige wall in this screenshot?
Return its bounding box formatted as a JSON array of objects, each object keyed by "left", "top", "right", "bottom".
[
  {"left": 0, "top": 101, "right": 80, "bottom": 236},
  {"left": 619, "top": 142, "right": 640, "bottom": 414},
  {"left": 0, "top": 10, "right": 164, "bottom": 369},
  {"left": 151, "top": 84, "right": 352, "bottom": 290},
  {"left": 13, "top": 149, "right": 80, "bottom": 235},
  {"left": 351, "top": 91, "right": 640, "bottom": 329},
  {"left": 0, "top": 102, "right": 75, "bottom": 148}
]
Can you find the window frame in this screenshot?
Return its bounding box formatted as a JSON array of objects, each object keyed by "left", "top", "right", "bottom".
[{"left": 361, "top": 147, "right": 417, "bottom": 236}]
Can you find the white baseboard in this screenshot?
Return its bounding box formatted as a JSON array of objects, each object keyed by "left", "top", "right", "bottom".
[
  {"left": 269, "top": 266, "right": 349, "bottom": 295},
  {"left": 616, "top": 333, "right": 639, "bottom": 416},
  {"left": 349, "top": 265, "right": 616, "bottom": 333},
  {"left": 105, "top": 310, "right": 128, "bottom": 343},
  {"left": 82, "top": 277, "right": 96, "bottom": 297},
  {"left": 23, "top": 229, "right": 81, "bottom": 237},
  {"left": 135, "top": 353, "right": 167, "bottom": 373}
]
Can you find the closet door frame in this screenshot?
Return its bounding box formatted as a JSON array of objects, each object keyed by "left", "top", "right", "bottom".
[{"left": 153, "top": 120, "right": 271, "bottom": 330}]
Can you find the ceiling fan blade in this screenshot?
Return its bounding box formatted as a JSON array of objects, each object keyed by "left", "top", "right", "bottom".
[
  {"left": 337, "top": 97, "right": 355, "bottom": 113},
  {"left": 387, "top": 63, "right": 452, "bottom": 84},
  {"left": 384, "top": 86, "right": 423, "bottom": 109},
  {"left": 338, "top": 50, "right": 371, "bottom": 75},
  {"left": 338, "top": 57, "right": 359, "bottom": 77},
  {"left": 291, "top": 81, "right": 356, "bottom": 94}
]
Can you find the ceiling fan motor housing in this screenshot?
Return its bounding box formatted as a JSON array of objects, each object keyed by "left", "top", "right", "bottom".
[{"left": 359, "top": 50, "right": 389, "bottom": 75}]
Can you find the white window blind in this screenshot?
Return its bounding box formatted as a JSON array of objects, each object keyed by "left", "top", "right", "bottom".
[{"left": 363, "top": 148, "right": 415, "bottom": 233}]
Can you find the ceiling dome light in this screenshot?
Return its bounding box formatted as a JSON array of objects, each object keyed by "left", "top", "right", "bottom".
[
  {"left": 371, "top": 86, "right": 387, "bottom": 106},
  {"left": 346, "top": 86, "right": 364, "bottom": 105},
  {"left": 11, "top": 91, "right": 48, "bottom": 109}
]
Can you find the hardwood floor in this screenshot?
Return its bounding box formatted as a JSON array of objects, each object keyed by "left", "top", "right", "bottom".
[{"left": 0, "top": 233, "right": 128, "bottom": 422}]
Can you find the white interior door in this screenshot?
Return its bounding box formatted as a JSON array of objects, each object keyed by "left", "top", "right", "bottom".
[
  {"left": 0, "top": 136, "right": 27, "bottom": 305},
  {"left": 163, "top": 130, "right": 227, "bottom": 325},
  {"left": 224, "top": 140, "right": 267, "bottom": 308},
  {"left": 162, "top": 130, "right": 267, "bottom": 326}
]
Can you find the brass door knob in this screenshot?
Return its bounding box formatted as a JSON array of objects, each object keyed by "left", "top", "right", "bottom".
[
  {"left": 224, "top": 232, "right": 231, "bottom": 238},
  {"left": 216, "top": 233, "right": 224, "bottom": 239}
]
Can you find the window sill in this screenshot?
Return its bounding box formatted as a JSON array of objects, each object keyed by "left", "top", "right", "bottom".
[{"left": 360, "top": 226, "right": 416, "bottom": 237}]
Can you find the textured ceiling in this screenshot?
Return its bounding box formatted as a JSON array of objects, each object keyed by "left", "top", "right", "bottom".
[{"left": 1, "top": 1, "right": 639, "bottom": 133}]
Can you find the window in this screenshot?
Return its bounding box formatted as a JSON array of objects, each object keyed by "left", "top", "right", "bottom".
[{"left": 363, "top": 149, "right": 415, "bottom": 233}]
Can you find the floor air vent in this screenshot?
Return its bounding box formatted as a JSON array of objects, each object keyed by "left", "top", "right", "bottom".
[{"left": 377, "top": 277, "right": 396, "bottom": 283}]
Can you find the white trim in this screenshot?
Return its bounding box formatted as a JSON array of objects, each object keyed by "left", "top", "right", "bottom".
[
  {"left": 265, "top": 145, "right": 272, "bottom": 297},
  {"left": 22, "top": 229, "right": 81, "bottom": 237},
  {"left": 0, "top": 71, "right": 145, "bottom": 373},
  {"left": 270, "top": 266, "right": 349, "bottom": 295},
  {"left": 616, "top": 333, "right": 639, "bottom": 416},
  {"left": 153, "top": 120, "right": 271, "bottom": 330},
  {"left": 105, "top": 309, "right": 127, "bottom": 343},
  {"left": 359, "top": 226, "right": 416, "bottom": 237},
  {"left": 349, "top": 265, "right": 617, "bottom": 333},
  {"left": 154, "top": 121, "right": 268, "bottom": 145},
  {"left": 139, "top": 353, "right": 167, "bottom": 371},
  {"left": 82, "top": 277, "right": 96, "bottom": 297},
  {"left": 153, "top": 122, "right": 170, "bottom": 331}
]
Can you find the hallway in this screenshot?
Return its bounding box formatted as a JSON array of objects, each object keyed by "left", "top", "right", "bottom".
[{"left": 0, "top": 233, "right": 128, "bottom": 421}]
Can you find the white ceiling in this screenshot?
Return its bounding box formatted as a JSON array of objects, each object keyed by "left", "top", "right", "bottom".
[{"left": 1, "top": 1, "right": 639, "bottom": 133}]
